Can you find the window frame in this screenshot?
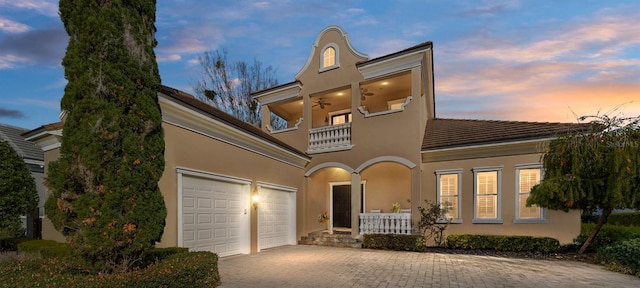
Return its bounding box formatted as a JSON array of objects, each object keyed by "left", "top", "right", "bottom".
[
  {"left": 319, "top": 43, "right": 340, "bottom": 72},
  {"left": 435, "top": 169, "right": 463, "bottom": 223},
  {"left": 514, "top": 164, "right": 548, "bottom": 223},
  {"left": 328, "top": 108, "right": 351, "bottom": 125},
  {"left": 472, "top": 166, "right": 503, "bottom": 224}
]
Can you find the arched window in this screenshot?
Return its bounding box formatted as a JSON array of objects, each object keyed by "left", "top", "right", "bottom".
[
  {"left": 323, "top": 47, "right": 335, "bottom": 68},
  {"left": 319, "top": 44, "right": 339, "bottom": 72}
]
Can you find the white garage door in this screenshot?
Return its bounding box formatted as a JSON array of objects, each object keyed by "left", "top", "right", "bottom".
[
  {"left": 181, "top": 175, "right": 250, "bottom": 257},
  {"left": 258, "top": 186, "right": 296, "bottom": 250}
]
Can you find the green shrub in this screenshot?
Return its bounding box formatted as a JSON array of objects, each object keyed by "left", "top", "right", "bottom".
[
  {"left": 575, "top": 223, "right": 640, "bottom": 252},
  {"left": 139, "top": 247, "right": 189, "bottom": 266},
  {"left": 363, "top": 234, "right": 427, "bottom": 252},
  {"left": 17, "top": 240, "right": 72, "bottom": 258},
  {"left": 0, "top": 251, "right": 220, "bottom": 287},
  {"left": 446, "top": 234, "right": 560, "bottom": 253},
  {"left": 0, "top": 237, "right": 30, "bottom": 251},
  {"left": 598, "top": 238, "right": 640, "bottom": 276},
  {"left": 607, "top": 212, "right": 640, "bottom": 227}
]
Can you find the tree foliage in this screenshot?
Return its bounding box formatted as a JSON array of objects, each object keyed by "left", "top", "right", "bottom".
[
  {"left": 46, "top": 0, "right": 166, "bottom": 272},
  {"left": 192, "top": 49, "right": 282, "bottom": 127},
  {"left": 527, "top": 114, "right": 640, "bottom": 253},
  {"left": 0, "top": 141, "right": 38, "bottom": 238}
]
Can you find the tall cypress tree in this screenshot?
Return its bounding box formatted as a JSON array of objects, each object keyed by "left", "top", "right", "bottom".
[{"left": 46, "top": 0, "right": 166, "bottom": 272}]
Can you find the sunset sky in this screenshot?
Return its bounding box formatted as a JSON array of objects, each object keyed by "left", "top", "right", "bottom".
[{"left": 1, "top": 0, "right": 638, "bottom": 130}]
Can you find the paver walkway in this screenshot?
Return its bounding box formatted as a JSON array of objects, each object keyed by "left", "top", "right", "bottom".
[{"left": 217, "top": 245, "right": 640, "bottom": 288}]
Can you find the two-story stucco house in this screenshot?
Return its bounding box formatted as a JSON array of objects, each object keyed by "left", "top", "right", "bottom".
[{"left": 26, "top": 26, "right": 589, "bottom": 257}]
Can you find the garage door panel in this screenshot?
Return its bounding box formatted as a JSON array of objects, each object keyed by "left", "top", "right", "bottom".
[
  {"left": 258, "top": 187, "right": 295, "bottom": 250},
  {"left": 182, "top": 175, "right": 249, "bottom": 257}
]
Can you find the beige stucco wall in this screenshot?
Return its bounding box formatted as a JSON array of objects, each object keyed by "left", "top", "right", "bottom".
[
  {"left": 40, "top": 148, "right": 67, "bottom": 243},
  {"left": 361, "top": 162, "right": 411, "bottom": 213},
  {"left": 421, "top": 152, "right": 581, "bottom": 244},
  {"left": 159, "top": 123, "right": 305, "bottom": 252}
]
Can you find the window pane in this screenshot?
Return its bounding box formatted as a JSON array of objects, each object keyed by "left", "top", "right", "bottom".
[
  {"left": 441, "top": 196, "right": 458, "bottom": 219},
  {"left": 519, "top": 194, "right": 540, "bottom": 218},
  {"left": 477, "top": 171, "right": 496, "bottom": 195},
  {"left": 477, "top": 195, "right": 497, "bottom": 218},
  {"left": 440, "top": 174, "right": 458, "bottom": 196},
  {"left": 519, "top": 169, "right": 539, "bottom": 193},
  {"left": 323, "top": 47, "right": 335, "bottom": 67},
  {"left": 518, "top": 168, "right": 541, "bottom": 219}
]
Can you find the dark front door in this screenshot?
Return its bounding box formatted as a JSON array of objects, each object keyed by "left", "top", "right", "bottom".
[{"left": 332, "top": 185, "right": 351, "bottom": 228}]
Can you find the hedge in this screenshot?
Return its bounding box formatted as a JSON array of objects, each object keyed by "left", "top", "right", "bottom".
[
  {"left": 446, "top": 234, "right": 560, "bottom": 253},
  {"left": 0, "top": 237, "right": 30, "bottom": 252},
  {"left": 17, "top": 240, "right": 72, "bottom": 258},
  {"left": 575, "top": 223, "right": 640, "bottom": 252},
  {"left": 598, "top": 238, "right": 640, "bottom": 277},
  {"left": 362, "top": 234, "right": 427, "bottom": 252},
  {"left": 0, "top": 251, "right": 220, "bottom": 287},
  {"left": 607, "top": 212, "right": 640, "bottom": 227}
]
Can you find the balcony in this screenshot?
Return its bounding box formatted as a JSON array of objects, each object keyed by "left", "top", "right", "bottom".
[{"left": 307, "top": 122, "right": 353, "bottom": 154}]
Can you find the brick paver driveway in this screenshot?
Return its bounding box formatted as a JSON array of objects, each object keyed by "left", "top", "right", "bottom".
[{"left": 217, "top": 245, "right": 640, "bottom": 288}]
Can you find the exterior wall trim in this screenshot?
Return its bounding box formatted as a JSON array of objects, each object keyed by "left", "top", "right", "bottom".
[
  {"left": 305, "top": 162, "right": 355, "bottom": 176},
  {"left": 267, "top": 117, "right": 303, "bottom": 134},
  {"left": 357, "top": 97, "right": 413, "bottom": 118},
  {"left": 295, "top": 25, "right": 368, "bottom": 80},
  {"left": 355, "top": 156, "right": 416, "bottom": 173},
  {"left": 358, "top": 51, "right": 425, "bottom": 80},
  {"left": 160, "top": 95, "right": 309, "bottom": 169}
]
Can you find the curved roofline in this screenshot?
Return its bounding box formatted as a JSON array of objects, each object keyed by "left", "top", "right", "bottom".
[{"left": 295, "top": 25, "right": 368, "bottom": 80}]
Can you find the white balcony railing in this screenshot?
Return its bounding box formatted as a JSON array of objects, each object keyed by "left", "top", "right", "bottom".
[
  {"left": 359, "top": 213, "right": 412, "bottom": 235},
  {"left": 308, "top": 122, "right": 353, "bottom": 153}
]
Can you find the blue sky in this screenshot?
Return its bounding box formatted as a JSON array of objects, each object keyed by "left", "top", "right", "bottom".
[{"left": 1, "top": 0, "right": 639, "bottom": 130}]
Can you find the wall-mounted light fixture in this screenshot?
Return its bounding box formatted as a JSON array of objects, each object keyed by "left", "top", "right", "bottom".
[{"left": 252, "top": 194, "right": 260, "bottom": 211}]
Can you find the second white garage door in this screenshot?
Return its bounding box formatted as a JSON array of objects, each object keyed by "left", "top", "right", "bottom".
[
  {"left": 181, "top": 174, "right": 250, "bottom": 257},
  {"left": 258, "top": 185, "right": 296, "bottom": 250}
]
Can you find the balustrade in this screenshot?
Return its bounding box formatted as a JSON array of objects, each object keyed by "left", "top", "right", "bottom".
[
  {"left": 308, "top": 123, "right": 352, "bottom": 152},
  {"left": 358, "top": 213, "right": 412, "bottom": 235}
]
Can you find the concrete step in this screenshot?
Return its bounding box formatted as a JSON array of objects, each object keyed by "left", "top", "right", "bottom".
[{"left": 298, "top": 230, "right": 362, "bottom": 248}]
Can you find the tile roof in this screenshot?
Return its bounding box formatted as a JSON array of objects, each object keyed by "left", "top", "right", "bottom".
[
  {"left": 159, "top": 85, "right": 310, "bottom": 159},
  {"left": 0, "top": 123, "right": 44, "bottom": 161},
  {"left": 422, "top": 118, "right": 595, "bottom": 151}
]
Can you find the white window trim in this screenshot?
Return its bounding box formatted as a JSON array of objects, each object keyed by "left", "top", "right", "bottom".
[
  {"left": 319, "top": 43, "right": 340, "bottom": 72},
  {"left": 514, "top": 164, "right": 548, "bottom": 224},
  {"left": 435, "top": 169, "right": 463, "bottom": 224},
  {"left": 472, "top": 166, "right": 503, "bottom": 224}
]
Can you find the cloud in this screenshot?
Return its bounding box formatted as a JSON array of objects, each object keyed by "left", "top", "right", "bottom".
[
  {"left": 453, "top": 0, "right": 521, "bottom": 17},
  {"left": 157, "top": 54, "right": 181, "bottom": 62},
  {"left": 0, "top": 28, "right": 67, "bottom": 68},
  {"left": 0, "top": 16, "right": 30, "bottom": 33},
  {"left": 459, "top": 14, "right": 639, "bottom": 63},
  {"left": 0, "top": 108, "right": 26, "bottom": 118},
  {"left": 0, "top": 0, "right": 59, "bottom": 18}
]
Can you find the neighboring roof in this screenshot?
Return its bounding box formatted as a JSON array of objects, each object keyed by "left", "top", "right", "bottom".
[
  {"left": 422, "top": 118, "right": 595, "bottom": 151},
  {"left": 0, "top": 123, "right": 44, "bottom": 161},
  {"left": 159, "top": 85, "right": 310, "bottom": 160},
  {"left": 356, "top": 41, "right": 433, "bottom": 67}
]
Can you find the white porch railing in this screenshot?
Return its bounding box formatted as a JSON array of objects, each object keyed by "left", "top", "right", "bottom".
[
  {"left": 308, "top": 123, "right": 352, "bottom": 153},
  {"left": 359, "top": 213, "right": 412, "bottom": 235}
]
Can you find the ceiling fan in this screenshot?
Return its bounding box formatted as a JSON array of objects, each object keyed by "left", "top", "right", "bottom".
[
  {"left": 312, "top": 98, "right": 332, "bottom": 109},
  {"left": 360, "top": 88, "right": 374, "bottom": 100}
]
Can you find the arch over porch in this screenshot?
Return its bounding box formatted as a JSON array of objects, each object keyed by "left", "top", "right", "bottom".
[
  {"left": 355, "top": 156, "right": 416, "bottom": 174},
  {"left": 305, "top": 162, "right": 355, "bottom": 177}
]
